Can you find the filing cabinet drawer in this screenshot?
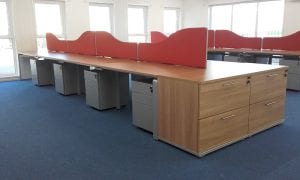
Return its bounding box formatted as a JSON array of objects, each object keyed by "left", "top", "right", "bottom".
[
  {"left": 199, "top": 77, "right": 250, "bottom": 119},
  {"left": 249, "top": 96, "right": 285, "bottom": 134},
  {"left": 132, "top": 93, "right": 153, "bottom": 106},
  {"left": 198, "top": 106, "right": 249, "bottom": 153},
  {"left": 131, "top": 80, "right": 153, "bottom": 96},
  {"left": 250, "top": 70, "right": 287, "bottom": 104},
  {"left": 279, "top": 59, "right": 300, "bottom": 74}
]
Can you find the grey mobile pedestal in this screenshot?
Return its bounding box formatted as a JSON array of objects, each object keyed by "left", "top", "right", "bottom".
[
  {"left": 53, "top": 63, "right": 78, "bottom": 95},
  {"left": 84, "top": 69, "right": 129, "bottom": 110},
  {"left": 30, "top": 58, "right": 53, "bottom": 86},
  {"left": 280, "top": 59, "right": 300, "bottom": 90},
  {"left": 131, "top": 75, "right": 158, "bottom": 139}
]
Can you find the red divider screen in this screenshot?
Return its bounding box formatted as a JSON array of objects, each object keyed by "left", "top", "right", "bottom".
[
  {"left": 46, "top": 33, "right": 68, "bottom": 53},
  {"left": 46, "top": 29, "right": 208, "bottom": 68},
  {"left": 95, "top": 31, "right": 137, "bottom": 59},
  {"left": 262, "top": 31, "right": 300, "bottom": 51},
  {"left": 208, "top": 30, "right": 215, "bottom": 48},
  {"left": 215, "top": 30, "right": 262, "bottom": 49},
  {"left": 151, "top": 31, "right": 168, "bottom": 43},
  {"left": 139, "top": 28, "right": 207, "bottom": 68},
  {"left": 67, "top": 31, "right": 96, "bottom": 55}
]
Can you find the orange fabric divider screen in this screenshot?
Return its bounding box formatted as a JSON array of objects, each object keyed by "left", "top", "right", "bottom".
[
  {"left": 46, "top": 33, "right": 69, "bottom": 53},
  {"left": 215, "top": 30, "right": 262, "bottom": 50},
  {"left": 151, "top": 31, "right": 168, "bottom": 43},
  {"left": 208, "top": 30, "right": 215, "bottom": 48},
  {"left": 139, "top": 28, "right": 207, "bottom": 68},
  {"left": 46, "top": 32, "right": 97, "bottom": 55},
  {"left": 262, "top": 31, "right": 300, "bottom": 51},
  {"left": 46, "top": 31, "right": 137, "bottom": 59},
  {"left": 95, "top": 31, "right": 138, "bottom": 59},
  {"left": 67, "top": 31, "right": 96, "bottom": 55}
]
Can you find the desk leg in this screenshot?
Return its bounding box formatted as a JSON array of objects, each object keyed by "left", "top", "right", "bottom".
[
  {"left": 115, "top": 72, "right": 121, "bottom": 109},
  {"left": 76, "top": 65, "right": 82, "bottom": 95},
  {"left": 268, "top": 56, "right": 273, "bottom": 64}
]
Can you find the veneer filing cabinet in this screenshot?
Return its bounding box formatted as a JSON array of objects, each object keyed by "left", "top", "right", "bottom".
[
  {"left": 30, "top": 58, "right": 53, "bottom": 86},
  {"left": 279, "top": 59, "right": 300, "bottom": 90},
  {"left": 131, "top": 76, "right": 158, "bottom": 139},
  {"left": 158, "top": 69, "right": 287, "bottom": 156},
  {"left": 84, "top": 69, "right": 129, "bottom": 110},
  {"left": 53, "top": 63, "right": 78, "bottom": 95}
]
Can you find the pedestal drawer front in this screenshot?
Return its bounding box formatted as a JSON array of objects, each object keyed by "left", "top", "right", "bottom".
[
  {"left": 198, "top": 106, "right": 249, "bottom": 154},
  {"left": 199, "top": 77, "right": 250, "bottom": 119},
  {"left": 249, "top": 96, "right": 285, "bottom": 134},
  {"left": 279, "top": 59, "right": 300, "bottom": 74},
  {"left": 250, "top": 70, "right": 287, "bottom": 104}
]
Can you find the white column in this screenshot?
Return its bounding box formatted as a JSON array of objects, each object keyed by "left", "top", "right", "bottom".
[
  {"left": 114, "top": 0, "right": 129, "bottom": 41},
  {"left": 12, "top": 0, "right": 37, "bottom": 52},
  {"left": 65, "top": 0, "right": 90, "bottom": 40}
]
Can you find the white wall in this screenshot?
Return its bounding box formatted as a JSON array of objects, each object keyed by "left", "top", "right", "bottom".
[
  {"left": 10, "top": 0, "right": 183, "bottom": 52},
  {"left": 12, "top": 0, "right": 37, "bottom": 52},
  {"left": 65, "top": 0, "right": 90, "bottom": 40},
  {"left": 183, "top": 0, "right": 208, "bottom": 28},
  {"left": 283, "top": 1, "right": 300, "bottom": 35},
  {"left": 182, "top": 0, "right": 300, "bottom": 36}
]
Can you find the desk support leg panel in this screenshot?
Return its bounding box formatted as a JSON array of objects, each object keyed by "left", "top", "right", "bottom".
[{"left": 19, "top": 54, "right": 32, "bottom": 80}]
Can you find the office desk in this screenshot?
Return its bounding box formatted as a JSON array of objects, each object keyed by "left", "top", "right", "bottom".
[
  {"left": 208, "top": 48, "right": 300, "bottom": 63},
  {"left": 18, "top": 51, "right": 288, "bottom": 157},
  {"left": 209, "top": 48, "right": 300, "bottom": 90}
]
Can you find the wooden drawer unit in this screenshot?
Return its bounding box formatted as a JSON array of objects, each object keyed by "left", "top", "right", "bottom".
[
  {"left": 198, "top": 106, "right": 249, "bottom": 155},
  {"left": 250, "top": 70, "right": 287, "bottom": 104},
  {"left": 199, "top": 77, "right": 250, "bottom": 119},
  {"left": 249, "top": 96, "right": 285, "bottom": 134}
]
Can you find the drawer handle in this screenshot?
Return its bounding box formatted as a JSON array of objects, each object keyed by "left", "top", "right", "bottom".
[
  {"left": 265, "top": 101, "right": 277, "bottom": 106},
  {"left": 267, "top": 74, "right": 278, "bottom": 78},
  {"left": 221, "top": 114, "right": 236, "bottom": 120},
  {"left": 223, "top": 82, "right": 235, "bottom": 87}
]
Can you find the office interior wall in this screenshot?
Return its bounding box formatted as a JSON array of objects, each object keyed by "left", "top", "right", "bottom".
[
  {"left": 283, "top": 1, "right": 300, "bottom": 35},
  {"left": 183, "top": 0, "right": 208, "bottom": 28},
  {"left": 182, "top": 0, "right": 300, "bottom": 36},
  {"left": 65, "top": 0, "right": 90, "bottom": 40}
]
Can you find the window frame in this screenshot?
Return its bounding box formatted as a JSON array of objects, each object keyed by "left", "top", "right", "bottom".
[
  {"left": 88, "top": 2, "right": 114, "bottom": 33},
  {"left": 0, "top": 0, "right": 18, "bottom": 77},
  {"left": 33, "top": 0, "right": 66, "bottom": 39},
  {"left": 208, "top": 0, "right": 284, "bottom": 37},
  {"left": 163, "top": 7, "right": 181, "bottom": 35},
  {"left": 127, "top": 5, "right": 148, "bottom": 42}
]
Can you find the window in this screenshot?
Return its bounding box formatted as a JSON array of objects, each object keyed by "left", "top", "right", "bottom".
[
  {"left": 209, "top": 0, "right": 284, "bottom": 37},
  {"left": 89, "top": 3, "right": 113, "bottom": 33},
  {"left": 128, "top": 6, "right": 148, "bottom": 43},
  {"left": 163, "top": 8, "right": 180, "bottom": 35},
  {"left": 0, "top": 1, "right": 17, "bottom": 77},
  {"left": 34, "top": 1, "right": 65, "bottom": 51},
  {"left": 232, "top": 3, "right": 257, "bottom": 37},
  {"left": 257, "top": 1, "right": 284, "bottom": 37},
  {"left": 210, "top": 5, "right": 232, "bottom": 31}
]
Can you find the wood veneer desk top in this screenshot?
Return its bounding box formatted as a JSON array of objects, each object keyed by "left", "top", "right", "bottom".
[
  {"left": 209, "top": 48, "right": 300, "bottom": 57},
  {"left": 20, "top": 51, "right": 288, "bottom": 84}
]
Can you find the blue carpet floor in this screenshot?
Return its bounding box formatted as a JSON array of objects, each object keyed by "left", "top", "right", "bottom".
[{"left": 0, "top": 80, "right": 300, "bottom": 180}]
